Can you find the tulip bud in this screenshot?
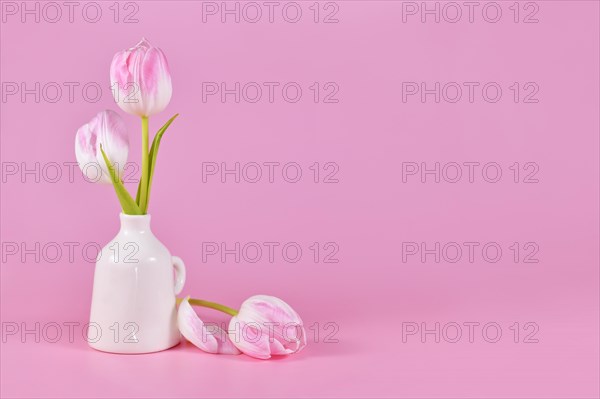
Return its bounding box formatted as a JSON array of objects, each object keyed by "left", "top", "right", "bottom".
[
  {"left": 178, "top": 297, "right": 241, "bottom": 355},
  {"left": 75, "top": 110, "right": 129, "bottom": 183},
  {"left": 229, "top": 295, "right": 306, "bottom": 359},
  {"left": 110, "top": 38, "right": 172, "bottom": 117}
]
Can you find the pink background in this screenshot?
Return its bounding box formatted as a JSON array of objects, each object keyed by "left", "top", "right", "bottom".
[{"left": 1, "top": 1, "right": 599, "bottom": 397}]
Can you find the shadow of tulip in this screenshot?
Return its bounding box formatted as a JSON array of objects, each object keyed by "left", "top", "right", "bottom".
[{"left": 174, "top": 335, "right": 361, "bottom": 362}]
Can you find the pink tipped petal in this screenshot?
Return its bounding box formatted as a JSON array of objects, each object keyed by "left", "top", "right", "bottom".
[
  {"left": 242, "top": 295, "right": 304, "bottom": 326},
  {"left": 178, "top": 299, "right": 218, "bottom": 353},
  {"left": 75, "top": 125, "right": 99, "bottom": 181},
  {"left": 217, "top": 337, "right": 243, "bottom": 355},
  {"left": 229, "top": 318, "right": 272, "bottom": 359},
  {"left": 110, "top": 38, "right": 172, "bottom": 117},
  {"left": 269, "top": 338, "right": 294, "bottom": 356},
  {"left": 136, "top": 37, "right": 151, "bottom": 49},
  {"left": 178, "top": 298, "right": 241, "bottom": 355}
]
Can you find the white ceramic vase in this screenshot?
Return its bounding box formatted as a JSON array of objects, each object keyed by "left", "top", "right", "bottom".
[{"left": 88, "top": 214, "right": 186, "bottom": 354}]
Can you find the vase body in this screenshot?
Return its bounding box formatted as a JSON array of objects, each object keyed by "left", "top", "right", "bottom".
[{"left": 88, "top": 214, "right": 186, "bottom": 354}]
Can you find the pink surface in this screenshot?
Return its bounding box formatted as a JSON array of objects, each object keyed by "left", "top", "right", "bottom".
[{"left": 1, "top": 1, "right": 599, "bottom": 397}]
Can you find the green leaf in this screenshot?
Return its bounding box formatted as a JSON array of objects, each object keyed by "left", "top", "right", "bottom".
[
  {"left": 100, "top": 145, "right": 143, "bottom": 215},
  {"left": 135, "top": 175, "right": 142, "bottom": 205},
  {"left": 143, "top": 113, "right": 179, "bottom": 211}
]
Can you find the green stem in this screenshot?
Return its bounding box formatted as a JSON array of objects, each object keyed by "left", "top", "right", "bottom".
[
  {"left": 177, "top": 297, "right": 239, "bottom": 316},
  {"left": 140, "top": 116, "right": 149, "bottom": 213}
]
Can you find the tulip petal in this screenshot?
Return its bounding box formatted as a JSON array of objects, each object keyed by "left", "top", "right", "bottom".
[
  {"left": 229, "top": 318, "right": 272, "bottom": 359},
  {"left": 269, "top": 338, "right": 295, "bottom": 356},
  {"left": 178, "top": 297, "right": 240, "bottom": 355},
  {"left": 75, "top": 124, "right": 102, "bottom": 182}
]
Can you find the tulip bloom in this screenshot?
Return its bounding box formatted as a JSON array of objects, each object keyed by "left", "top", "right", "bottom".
[
  {"left": 75, "top": 110, "right": 129, "bottom": 183},
  {"left": 229, "top": 295, "right": 306, "bottom": 359},
  {"left": 178, "top": 297, "right": 241, "bottom": 355},
  {"left": 110, "top": 38, "right": 172, "bottom": 117}
]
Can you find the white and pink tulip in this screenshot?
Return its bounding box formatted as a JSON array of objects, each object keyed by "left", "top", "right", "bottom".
[
  {"left": 229, "top": 295, "right": 306, "bottom": 359},
  {"left": 178, "top": 295, "right": 306, "bottom": 360},
  {"left": 110, "top": 38, "right": 172, "bottom": 117},
  {"left": 75, "top": 110, "right": 129, "bottom": 183}
]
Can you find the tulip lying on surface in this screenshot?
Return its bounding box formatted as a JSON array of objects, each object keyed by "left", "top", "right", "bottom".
[
  {"left": 75, "top": 110, "right": 129, "bottom": 184},
  {"left": 178, "top": 295, "right": 306, "bottom": 360},
  {"left": 110, "top": 38, "right": 172, "bottom": 118},
  {"left": 229, "top": 295, "right": 307, "bottom": 359},
  {"left": 177, "top": 297, "right": 241, "bottom": 355}
]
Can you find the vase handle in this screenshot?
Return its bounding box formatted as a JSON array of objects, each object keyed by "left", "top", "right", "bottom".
[{"left": 172, "top": 256, "right": 186, "bottom": 295}]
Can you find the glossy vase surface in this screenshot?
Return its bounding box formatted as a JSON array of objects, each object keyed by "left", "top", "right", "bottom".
[{"left": 89, "top": 214, "right": 185, "bottom": 354}]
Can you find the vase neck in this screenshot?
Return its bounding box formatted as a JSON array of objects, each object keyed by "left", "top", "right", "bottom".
[{"left": 120, "top": 213, "right": 151, "bottom": 233}]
